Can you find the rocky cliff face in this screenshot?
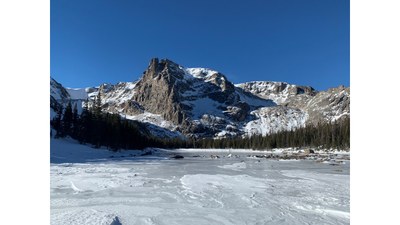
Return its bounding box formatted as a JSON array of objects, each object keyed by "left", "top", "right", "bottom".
[
  {"left": 51, "top": 58, "right": 350, "bottom": 139},
  {"left": 132, "top": 58, "right": 189, "bottom": 125},
  {"left": 304, "top": 85, "right": 350, "bottom": 123}
]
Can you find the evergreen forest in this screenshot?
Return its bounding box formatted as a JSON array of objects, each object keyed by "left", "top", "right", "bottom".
[{"left": 51, "top": 97, "right": 350, "bottom": 151}]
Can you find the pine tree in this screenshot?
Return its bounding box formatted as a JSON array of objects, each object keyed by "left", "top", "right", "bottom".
[
  {"left": 78, "top": 100, "right": 92, "bottom": 143},
  {"left": 60, "top": 101, "right": 73, "bottom": 137},
  {"left": 94, "top": 91, "right": 102, "bottom": 117},
  {"left": 72, "top": 102, "right": 79, "bottom": 138},
  {"left": 52, "top": 104, "right": 63, "bottom": 138}
]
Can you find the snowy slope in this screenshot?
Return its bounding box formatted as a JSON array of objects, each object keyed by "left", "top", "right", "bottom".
[
  {"left": 123, "top": 112, "right": 184, "bottom": 139},
  {"left": 100, "top": 82, "right": 138, "bottom": 107},
  {"left": 236, "top": 81, "right": 292, "bottom": 104},
  {"left": 184, "top": 67, "right": 219, "bottom": 80},
  {"left": 235, "top": 87, "right": 276, "bottom": 108},
  {"left": 65, "top": 88, "right": 89, "bottom": 100},
  {"left": 244, "top": 106, "right": 308, "bottom": 136},
  {"left": 51, "top": 78, "right": 70, "bottom": 101},
  {"left": 50, "top": 137, "right": 142, "bottom": 163}
]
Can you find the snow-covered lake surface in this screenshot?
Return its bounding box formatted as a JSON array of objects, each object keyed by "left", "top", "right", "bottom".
[{"left": 51, "top": 138, "right": 349, "bottom": 225}]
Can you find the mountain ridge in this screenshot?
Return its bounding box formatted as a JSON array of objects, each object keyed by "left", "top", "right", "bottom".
[{"left": 51, "top": 58, "right": 350, "bottom": 139}]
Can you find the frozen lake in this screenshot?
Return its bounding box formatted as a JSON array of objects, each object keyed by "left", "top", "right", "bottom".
[{"left": 50, "top": 139, "right": 350, "bottom": 225}]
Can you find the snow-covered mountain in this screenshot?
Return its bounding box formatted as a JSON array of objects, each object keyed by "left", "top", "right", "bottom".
[
  {"left": 50, "top": 58, "right": 350, "bottom": 139},
  {"left": 236, "top": 81, "right": 350, "bottom": 124}
]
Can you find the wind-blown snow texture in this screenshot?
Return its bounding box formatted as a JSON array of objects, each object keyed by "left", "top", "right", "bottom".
[{"left": 51, "top": 138, "right": 349, "bottom": 225}]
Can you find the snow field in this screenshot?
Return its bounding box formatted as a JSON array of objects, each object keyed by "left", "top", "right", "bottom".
[{"left": 51, "top": 139, "right": 349, "bottom": 225}]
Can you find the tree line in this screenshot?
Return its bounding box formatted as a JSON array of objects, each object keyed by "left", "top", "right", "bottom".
[
  {"left": 192, "top": 117, "right": 350, "bottom": 150},
  {"left": 51, "top": 93, "right": 159, "bottom": 150},
  {"left": 51, "top": 94, "right": 349, "bottom": 151}
]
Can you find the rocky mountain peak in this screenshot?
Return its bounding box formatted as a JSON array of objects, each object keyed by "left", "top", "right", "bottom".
[
  {"left": 132, "top": 58, "right": 188, "bottom": 125},
  {"left": 144, "top": 58, "right": 185, "bottom": 81},
  {"left": 50, "top": 58, "right": 349, "bottom": 139}
]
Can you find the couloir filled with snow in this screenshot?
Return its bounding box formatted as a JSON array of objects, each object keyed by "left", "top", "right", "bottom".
[{"left": 51, "top": 138, "right": 349, "bottom": 225}]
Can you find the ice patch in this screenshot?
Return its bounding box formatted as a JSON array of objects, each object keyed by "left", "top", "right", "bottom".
[
  {"left": 51, "top": 140, "right": 349, "bottom": 225},
  {"left": 218, "top": 162, "right": 246, "bottom": 171},
  {"left": 181, "top": 174, "right": 267, "bottom": 194}
]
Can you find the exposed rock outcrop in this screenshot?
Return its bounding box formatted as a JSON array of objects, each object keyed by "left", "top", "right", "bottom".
[{"left": 132, "top": 58, "right": 188, "bottom": 125}]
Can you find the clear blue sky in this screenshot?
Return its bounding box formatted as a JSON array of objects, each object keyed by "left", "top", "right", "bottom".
[{"left": 51, "top": 0, "right": 349, "bottom": 91}]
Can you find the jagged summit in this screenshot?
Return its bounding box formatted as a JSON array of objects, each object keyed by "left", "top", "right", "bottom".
[
  {"left": 144, "top": 58, "right": 184, "bottom": 80},
  {"left": 50, "top": 58, "right": 350, "bottom": 138}
]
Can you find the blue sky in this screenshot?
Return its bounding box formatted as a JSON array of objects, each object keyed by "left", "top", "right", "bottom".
[{"left": 51, "top": 0, "right": 349, "bottom": 91}]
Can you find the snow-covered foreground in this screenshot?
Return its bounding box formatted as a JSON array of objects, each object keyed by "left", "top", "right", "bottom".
[{"left": 51, "top": 138, "right": 349, "bottom": 225}]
